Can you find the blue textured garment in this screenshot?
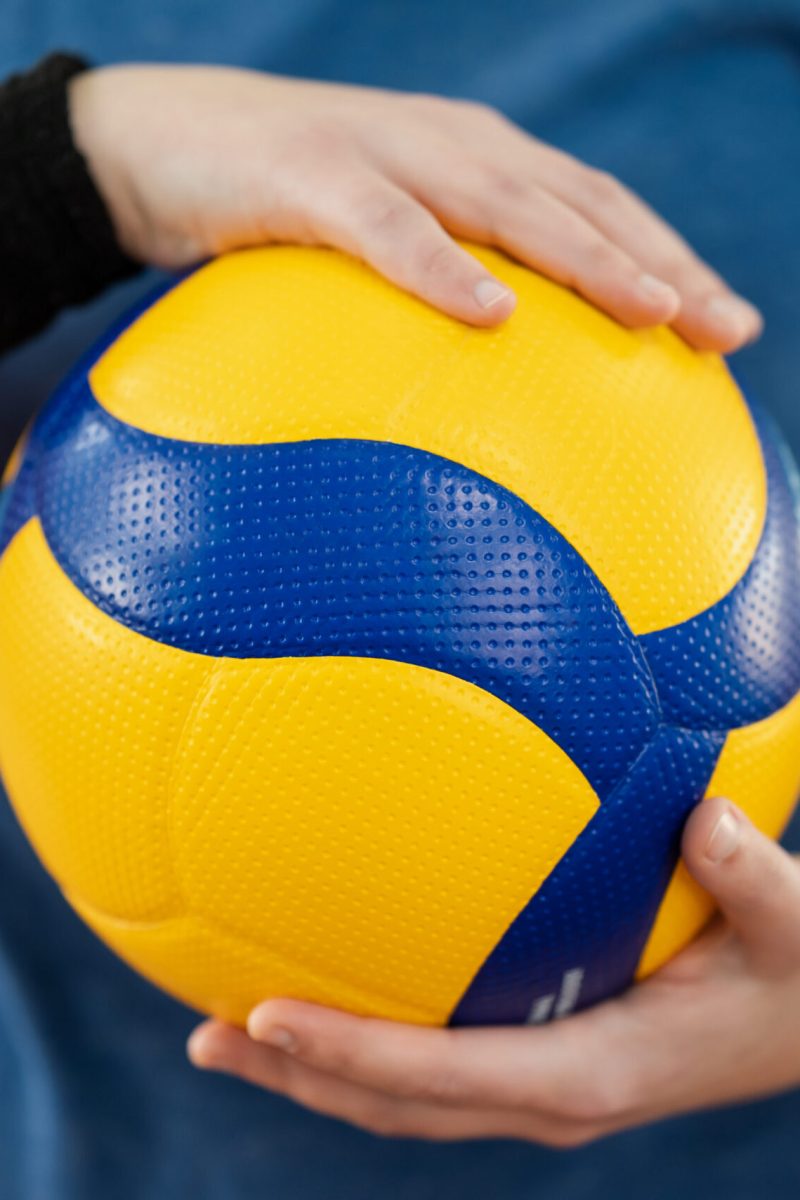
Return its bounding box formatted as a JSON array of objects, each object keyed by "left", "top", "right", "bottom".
[{"left": 2, "top": 3, "right": 800, "bottom": 1197}]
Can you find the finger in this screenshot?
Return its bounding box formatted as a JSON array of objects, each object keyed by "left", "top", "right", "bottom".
[
  {"left": 189, "top": 1018, "right": 410, "bottom": 1131},
  {"left": 247, "top": 998, "right": 637, "bottom": 1122},
  {"left": 682, "top": 797, "right": 800, "bottom": 968},
  {"left": 396, "top": 103, "right": 760, "bottom": 349},
  {"left": 188, "top": 1019, "right": 607, "bottom": 1145},
  {"left": 313, "top": 170, "right": 516, "bottom": 327},
  {"left": 436, "top": 115, "right": 764, "bottom": 352},
  {"left": 540, "top": 165, "right": 762, "bottom": 352},
  {"left": 406, "top": 166, "right": 682, "bottom": 331}
]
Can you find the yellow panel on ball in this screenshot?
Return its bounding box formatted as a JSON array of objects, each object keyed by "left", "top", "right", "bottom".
[
  {"left": 0, "top": 520, "right": 200, "bottom": 920},
  {"left": 89, "top": 244, "right": 766, "bottom": 635},
  {"left": 0, "top": 518, "right": 600, "bottom": 1026},
  {"left": 637, "top": 687, "right": 800, "bottom": 979}
]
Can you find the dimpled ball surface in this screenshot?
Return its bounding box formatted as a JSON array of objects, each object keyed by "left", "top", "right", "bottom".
[{"left": 1, "top": 244, "right": 800, "bottom": 1028}]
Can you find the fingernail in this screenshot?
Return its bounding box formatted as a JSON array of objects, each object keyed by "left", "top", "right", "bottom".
[
  {"left": 474, "top": 279, "right": 513, "bottom": 310},
  {"left": 186, "top": 1028, "right": 213, "bottom": 1067},
  {"left": 706, "top": 295, "right": 763, "bottom": 340},
  {"left": 247, "top": 1007, "right": 298, "bottom": 1052},
  {"left": 705, "top": 808, "right": 741, "bottom": 863},
  {"left": 638, "top": 273, "right": 680, "bottom": 311},
  {"left": 261, "top": 1026, "right": 297, "bottom": 1052}
]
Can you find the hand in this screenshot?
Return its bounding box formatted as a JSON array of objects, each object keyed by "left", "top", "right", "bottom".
[
  {"left": 69, "top": 64, "right": 761, "bottom": 350},
  {"left": 188, "top": 797, "right": 800, "bottom": 1144}
]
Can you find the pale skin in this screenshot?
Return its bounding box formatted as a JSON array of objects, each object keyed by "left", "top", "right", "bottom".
[
  {"left": 70, "top": 64, "right": 763, "bottom": 350},
  {"left": 190, "top": 800, "right": 800, "bottom": 1144},
  {"left": 69, "top": 65, "right": 795, "bottom": 1143}
]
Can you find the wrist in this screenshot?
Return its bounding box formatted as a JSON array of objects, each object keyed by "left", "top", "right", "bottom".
[
  {"left": 67, "top": 67, "right": 147, "bottom": 264},
  {"left": 0, "top": 53, "right": 140, "bottom": 350}
]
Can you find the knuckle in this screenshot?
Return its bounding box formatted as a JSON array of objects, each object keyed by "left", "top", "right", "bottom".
[
  {"left": 580, "top": 237, "right": 626, "bottom": 277},
  {"left": 581, "top": 168, "right": 624, "bottom": 206},
  {"left": 405, "top": 89, "right": 453, "bottom": 113},
  {"left": 278, "top": 122, "right": 350, "bottom": 177},
  {"left": 458, "top": 97, "right": 503, "bottom": 123},
  {"left": 647, "top": 253, "right": 719, "bottom": 294},
  {"left": 480, "top": 166, "right": 531, "bottom": 206},
  {"left": 414, "top": 238, "right": 458, "bottom": 281},
  {"left": 655, "top": 261, "right": 704, "bottom": 291},
  {"left": 356, "top": 193, "right": 414, "bottom": 238},
  {"left": 404, "top": 91, "right": 477, "bottom": 124},
  {"left": 296, "top": 123, "right": 342, "bottom": 160},
  {"left": 415, "top": 92, "right": 508, "bottom": 129}
]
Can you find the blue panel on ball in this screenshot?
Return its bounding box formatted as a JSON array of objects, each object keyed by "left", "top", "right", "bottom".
[
  {"left": 640, "top": 398, "right": 800, "bottom": 731},
  {"left": 0, "top": 277, "right": 178, "bottom": 563},
  {"left": 0, "top": 462, "right": 36, "bottom": 561},
  {"left": 5, "top": 297, "right": 798, "bottom": 1026},
  {"left": 10, "top": 371, "right": 661, "bottom": 801},
  {"left": 0, "top": 486, "right": 10, "bottom": 545},
  {"left": 451, "top": 725, "right": 724, "bottom": 1025}
]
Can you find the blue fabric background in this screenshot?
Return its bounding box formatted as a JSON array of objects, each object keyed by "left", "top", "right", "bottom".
[{"left": 1, "top": 2, "right": 800, "bottom": 1196}]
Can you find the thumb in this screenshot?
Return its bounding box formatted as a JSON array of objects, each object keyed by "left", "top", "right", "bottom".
[{"left": 682, "top": 796, "right": 800, "bottom": 968}]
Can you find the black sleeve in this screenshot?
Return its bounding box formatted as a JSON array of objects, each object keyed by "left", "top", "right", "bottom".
[{"left": 0, "top": 53, "right": 141, "bottom": 354}]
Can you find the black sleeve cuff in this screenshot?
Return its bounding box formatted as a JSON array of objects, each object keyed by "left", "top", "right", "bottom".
[{"left": 0, "top": 53, "right": 141, "bottom": 352}]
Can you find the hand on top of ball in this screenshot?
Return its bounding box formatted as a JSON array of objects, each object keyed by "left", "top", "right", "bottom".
[
  {"left": 187, "top": 797, "right": 800, "bottom": 1145},
  {"left": 69, "top": 64, "right": 761, "bottom": 351}
]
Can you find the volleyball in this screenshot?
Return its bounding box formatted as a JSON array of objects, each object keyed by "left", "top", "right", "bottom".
[{"left": 1, "top": 244, "right": 799, "bottom": 1027}]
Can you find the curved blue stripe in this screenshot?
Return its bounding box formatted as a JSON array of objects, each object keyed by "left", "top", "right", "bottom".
[
  {"left": 0, "top": 457, "right": 37, "bottom": 559},
  {"left": 453, "top": 381, "right": 800, "bottom": 1024},
  {"left": 640, "top": 396, "right": 800, "bottom": 730},
  {"left": 4, "top": 277, "right": 799, "bottom": 1028},
  {"left": 0, "top": 275, "right": 179, "bottom": 562},
  {"left": 0, "top": 485, "right": 11, "bottom": 544},
  {"left": 12, "top": 373, "right": 660, "bottom": 801},
  {"left": 451, "top": 726, "right": 723, "bottom": 1024}
]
